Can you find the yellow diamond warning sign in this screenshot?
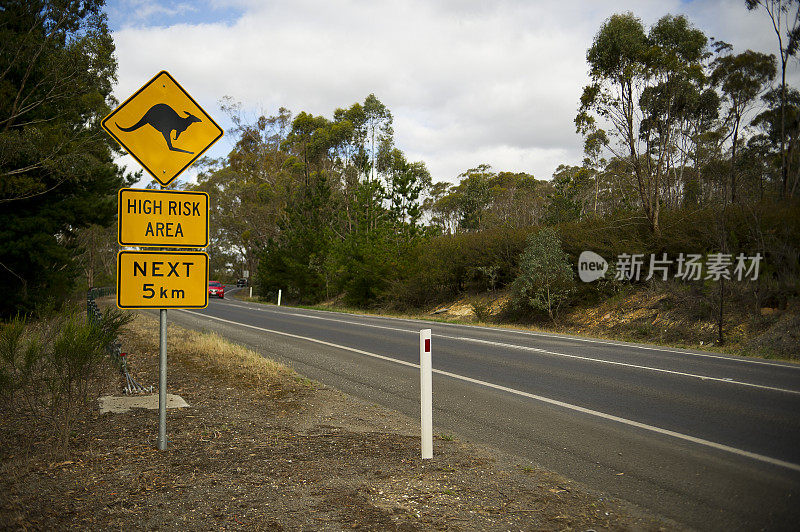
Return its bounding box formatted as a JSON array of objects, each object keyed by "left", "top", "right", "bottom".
[
  {"left": 117, "top": 250, "right": 208, "bottom": 309},
  {"left": 102, "top": 71, "right": 223, "bottom": 186},
  {"left": 118, "top": 188, "right": 209, "bottom": 248}
]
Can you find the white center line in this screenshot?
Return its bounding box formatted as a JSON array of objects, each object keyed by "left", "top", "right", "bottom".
[
  {"left": 440, "top": 335, "right": 800, "bottom": 396},
  {"left": 225, "top": 299, "right": 800, "bottom": 370},
  {"left": 216, "top": 304, "right": 800, "bottom": 395},
  {"left": 180, "top": 308, "right": 800, "bottom": 473}
]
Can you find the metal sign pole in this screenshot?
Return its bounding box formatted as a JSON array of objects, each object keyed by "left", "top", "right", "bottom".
[
  {"left": 158, "top": 177, "right": 168, "bottom": 452},
  {"left": 158, "top": 308, "right": 167, "bottom": 450}
]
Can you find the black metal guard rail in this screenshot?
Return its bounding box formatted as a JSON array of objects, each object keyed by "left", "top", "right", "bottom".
[{"left": 87, "top": 287, "right": 152, "bottom": 394}]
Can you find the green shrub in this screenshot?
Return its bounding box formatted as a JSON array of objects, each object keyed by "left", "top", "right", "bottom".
[
  {"left": 386, "top": 227, "right": 529, "bottom": 308},
  {"left": 0, "top": 306, "right": 131, "bottom": 454},
  {"left": 470, "top": 301, "right": 492, "bottom": 322},
  {"left": 510, "top": 228, "right": 576, "bottom": 321}
]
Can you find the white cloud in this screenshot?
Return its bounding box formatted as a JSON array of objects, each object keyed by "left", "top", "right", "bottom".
[{"left": 109, "top": 0, "right": 799, "bottom": 186}]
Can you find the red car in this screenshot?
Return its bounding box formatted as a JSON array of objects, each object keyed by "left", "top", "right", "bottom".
[{"left": 208, "top": 281, "right": 224, "bottom": 298}]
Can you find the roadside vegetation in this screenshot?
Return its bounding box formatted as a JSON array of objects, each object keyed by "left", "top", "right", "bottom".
[
  {"left": 2, "top": 4, "right": 799, "bottom": 352},
  {"left": 0, "top": 305, "right": 131, "bottom": 456},
  {"left": 195, "top": 7, "right": 797, "bottom": 356},
  {"left": 124, "top": 313, "right": 294, "bottom": 390}
]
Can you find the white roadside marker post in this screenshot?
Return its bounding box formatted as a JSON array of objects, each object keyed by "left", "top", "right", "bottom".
[
  {"left": 249, "top": 286, "right": 252, "bottom": 298},
  {"left": 277, "top": 289, "right": 282, "bottom": 306},
  {"left": 420, "top": 329, "right": 433, "bottom": 459}
]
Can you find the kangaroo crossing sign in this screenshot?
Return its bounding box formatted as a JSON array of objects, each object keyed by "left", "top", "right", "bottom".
[
  {"left": 104, "top": 72, "right": 221, "bottom": 451},
  {"left": 102, "top": 70, "right": 223, "bottom": 186}
]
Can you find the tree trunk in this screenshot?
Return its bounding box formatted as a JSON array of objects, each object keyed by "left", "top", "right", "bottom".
[
  {"left": 718, "top": 277, "right": 725, "bottom": 345},
  {"left": 730, "top": 120, "right": 740, "bottom": 203},
  {"left": 781, "top": 60, "right": 787, "bottom": 198}
]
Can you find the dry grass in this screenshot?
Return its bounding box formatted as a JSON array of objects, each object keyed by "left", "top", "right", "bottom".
[{"left": 125, "top": 313, "right": 293, "bottom": 389}]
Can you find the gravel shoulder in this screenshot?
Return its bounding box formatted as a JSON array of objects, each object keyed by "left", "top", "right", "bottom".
[{"left": 0, "top": 309, "right": 679, "bottom": 530}]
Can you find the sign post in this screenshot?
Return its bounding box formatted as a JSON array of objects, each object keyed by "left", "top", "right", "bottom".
[
  {"left": 158, "top": 309, "right": 167, "bottom": 450},
  {"left": 103, "top": 70, "right": 221, "bottom": 451}
]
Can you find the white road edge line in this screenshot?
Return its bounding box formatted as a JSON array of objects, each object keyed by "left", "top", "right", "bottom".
[
  {"left": 180, "top": 309, "right": 800, "bottom": 473},
  {"left": 219, "top": 304, "right": 800, "bottom": 395}
]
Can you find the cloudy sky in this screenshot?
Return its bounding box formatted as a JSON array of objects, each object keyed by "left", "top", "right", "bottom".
[{"left": 105, "top": 0, "right": 799, "bottom": 186}]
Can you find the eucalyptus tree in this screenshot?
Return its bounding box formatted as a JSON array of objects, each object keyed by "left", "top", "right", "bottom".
[
  {"left": 194, "top": 105, "right": 294, "bottom": 279},
  {"left": 327, "top": 96, "right": 395, "bottom": 233},
  {"left": 380, "top": 147, "right": 431, "bottom": 234},
  {"left": 424, "top": 181, "right": 459, "bottom": 234},
  {"left": 672, "top": 77, "right": 721, "bottom": 206},
  {"left": 753, "top": 87, "right": 800, "bottom": 196},
  {"left": 424, "top": 168, "right": 548, "bottom": 231},
  {"left": 640, "top": 15, "right": 710, "bottom": 209},
  {"left": 220, "top": 97, "right": 292, "bottom": 186},
  {"left": 582, "top": 128, "right": 608, "bottom": 215},
  {"left": 547, "top": 164, "right": 593, "bottom": 224},
  {"left": 745, "top": 0, "right": 800, "bottom": 197},
  {"left": 712, "top": 49, "right": 777, "bottom": 202},
  {"left": 453, "top": 165, "right": 494, "bottom": 232},
  {"left": 282, "top": 111, "right": 332, "bottom": 188},
  {"left": 577, "top": 13, "right": 710, "bottom": 235},
  {"left": 362, "top": 95, "right": 393, "bottom": 230},
  {"left": 483, "top": 172, "right": 549, "bottom": 228},
  {"left": 363, "top": 94, "right": 394, "bottom": 183}
]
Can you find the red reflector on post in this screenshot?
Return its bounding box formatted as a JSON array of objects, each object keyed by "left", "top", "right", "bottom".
[{"left": 425, "top": 339, "right": 430, "bottom": 352}]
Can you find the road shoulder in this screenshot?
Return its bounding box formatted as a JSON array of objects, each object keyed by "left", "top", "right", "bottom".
[{"left": 1, "top": 311, "right": 679, "bottom": 530}]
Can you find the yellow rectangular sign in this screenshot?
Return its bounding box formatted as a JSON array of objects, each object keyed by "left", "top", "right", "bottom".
[
  {"left": 118, "top": 188, "right": 209, "bottom": 248},
  {"left": 117, "top": 250, "right": 208, "bottom": 309}
]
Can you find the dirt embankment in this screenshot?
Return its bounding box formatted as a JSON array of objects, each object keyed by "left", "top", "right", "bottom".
[
  {"left": 396, "top": 286, "right": 798, "bottom": 361},
  {"left": 0, "top": 311, "right": 676, "bottom": 530}
]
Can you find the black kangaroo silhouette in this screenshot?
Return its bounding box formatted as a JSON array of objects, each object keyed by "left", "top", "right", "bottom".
[{"left": 116, "top": 103, "right": 201, "bottom": 154}]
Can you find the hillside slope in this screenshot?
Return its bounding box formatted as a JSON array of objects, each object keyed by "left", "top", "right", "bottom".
[{"left": 397, "top": 285, "right": 799, "bottom": 361}]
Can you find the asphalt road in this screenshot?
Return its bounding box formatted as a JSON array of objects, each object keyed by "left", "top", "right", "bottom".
[{"left": 166, "top": 288, "right": 800, "bottom": 530}]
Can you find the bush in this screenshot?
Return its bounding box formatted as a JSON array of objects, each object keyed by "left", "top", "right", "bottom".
[
  {"left": 470, "top": 301, "right": 492, "bottom": 322},
  {"left": 0, "top": 306, "right": 131, "bottom": 454},
  {"left": 386, "top": 227, "right": 529, "bottom": 308},
  {"left": 510, "top": 228, "right": 576, "bottom": 321}
]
